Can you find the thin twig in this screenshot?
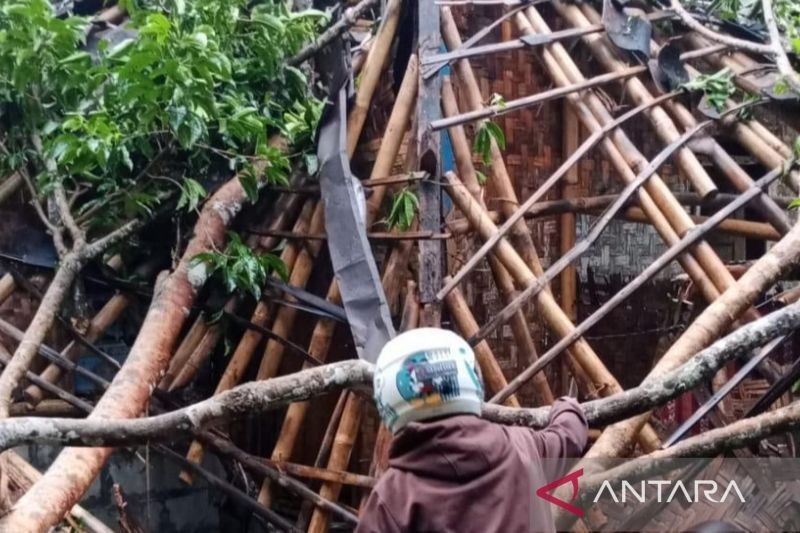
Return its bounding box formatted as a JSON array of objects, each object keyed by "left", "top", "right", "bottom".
[
  {"left": 287, "top": 0, "right": 380, "bottom": 66},
  {"left": 670, "top": 0, "right": 773, "bottom": 55},
  {"left": 762, "top": 0, "right": 800, "bottom": 93}
]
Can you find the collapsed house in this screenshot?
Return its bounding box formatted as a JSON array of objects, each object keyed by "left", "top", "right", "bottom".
[{"left": 0, "top": 0, "right": 799, "bottom": 531}]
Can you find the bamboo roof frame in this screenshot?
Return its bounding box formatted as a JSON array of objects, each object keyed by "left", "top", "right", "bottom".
[{"left": 0, "top": 0, "right": 799, "bottom": 531}]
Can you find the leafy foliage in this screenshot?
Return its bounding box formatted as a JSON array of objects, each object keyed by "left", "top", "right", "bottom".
[
  {"left": 386, "top": 187, "right": 419, "bottom": 231},
  {"left": 191, "top": 232, "right": 287, "bottom": 299},
  {"left": 0, "top": 0, "right": 325, "bottom": 236},
  {"left": 473, "top": 121, "right": 506, "bottom": 166},
  {"left": 682, "top": 68, "right": 737, "bottom": 113},
  {"left": 475, "top": 170, "right": 489, "bottom": 187}
]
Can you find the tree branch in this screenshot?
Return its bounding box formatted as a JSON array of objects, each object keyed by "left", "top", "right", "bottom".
[
  {"left": 84, "top": 218, "right": 144, "bottom": 258},
  {"left": 1, "top": 299, "right": 799, "bottom": 450},
  {"left": 53, "top": 184, "right": 85, "bottom": 248},
  {"left": 670, "top": 0, "right": 773, "bottom": 55},
  {"left": 762, "top": 0, "right": 800, "bottom": 93},
  {"left": 287, "top": 0, "right": 379, "bottom": 66}
]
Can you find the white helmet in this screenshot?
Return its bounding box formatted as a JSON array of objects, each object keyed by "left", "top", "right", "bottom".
[{"left": 373, "top": 328, "right": 484, "bottom": 433}]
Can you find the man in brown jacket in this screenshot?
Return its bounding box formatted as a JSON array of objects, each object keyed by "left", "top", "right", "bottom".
[{"left": 359, "top": 328, "right": 588, "bottom": 533}]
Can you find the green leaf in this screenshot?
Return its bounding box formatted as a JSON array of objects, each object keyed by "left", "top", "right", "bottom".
[
  {"left": 239, "top": 165, "right": 259, "bottom": 203},
  {"left": 485, "top": 121, "right": 506, "bottom": 150},
  {"left": 788, "top": 198, "right": 800, "bottom": 210},
  {"left": 476, "top": 170, "right": 489, "bottom": 186},
  {"left": 177, "top": 178, "right": 207, "bottom": 212},
  {"left": 386, "top": 188, "right": 419, "bottom": 231}
]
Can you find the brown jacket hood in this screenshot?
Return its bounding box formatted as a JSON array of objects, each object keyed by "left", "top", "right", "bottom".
[{"left": 357, "top": 397, "right": 588, "bottom": 533}]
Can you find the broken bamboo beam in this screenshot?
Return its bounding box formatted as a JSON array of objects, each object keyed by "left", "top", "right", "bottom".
[
  {"left": 438, "top": 90, "right": 682, "bottom": 299},
  {"left": 441, "top": 15, "right": 551, "bottom": 287},
  {"left": 575, "top": 3, "right": 792, "bottom": 234},
  {"left": 489, "top": 164, "right": 786, "bottom": 404},
  {"left": 442, "top": 76, "right": 554, "bottom": 406},
  {"left": 444, "top": 170, "right": 661, "bottom": 449},
  {"left": 505, "top": 7, "right": 733, "bottom": 306},
  {"left": 550, "top": 2, "right": 720, "bottom": 198},
  {"left": 562, "top": 164, "right": 799, "bottom": 463},
  {"left": 683, "top": 32, "right": 800, "bottom": 192}
]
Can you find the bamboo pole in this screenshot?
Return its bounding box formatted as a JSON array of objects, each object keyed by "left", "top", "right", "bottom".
[
  {"left": 504, "top": 7, "right": 737, "bottom": 306},
  {"left": 684, "top": 33, "right": 800, "bottom": 191},
  {"left": 623, "top": 207, "right": 780, "bottom": 241},
  {"left": 169, "top": 298, "right": 239, "bottom": 391},
  {"left": 158, "top": 313, "right": 208, "bottom": 391},
  {"left": 346, "top": 0, "right": 403, "bottom": 155},
  {"left": 363, "top": 282, "right": 419, "bottom": 513},
  {"left": 266, "top": 460, "right": 375, "bottom": 489},
  {"left": 179, "top": 201, "right": 315, "bottom": 481},
  {"left": 258, "top": 54, "right": 420, "bottom": 508},
  {"left": 442, "top": 76, "right": 554, "bottom": 406},
  {"left": 0, "top": 274, "right": 15, "bottom": 305},
  {"left": 432, "top": 66, "right": 646, "bottom": 131},
  {"left": 441, "top": 16, "right": 550, "bottom": 287},
  {"left": 444, "top": 170, "right": 661, "bottom": 449},
  {"left": 583, "top": 207, "right": 800, "bottom": 461},
  {"left": 561, "top": 106, "right": 579, "bottom": 323},
  {"left": 575, "top": 3, "right": 792, "bottom": 234},
  {"left": 561, "top": 105, "right": 579, "bottom": 397},
  {"left": 490, "top": 165, "right": 786, "bottom": 404},
  {"left": 443, "top": 282, "right": 521, "bottom": 407},
  {"left": 307, "top": 390, "right": 365, "bottom": 533},
  {"left": 295, "top": 391, "right": 349, "bottom": 529},
  {"left": 546, "top": 2, "right": 717, "bottom": 199}
]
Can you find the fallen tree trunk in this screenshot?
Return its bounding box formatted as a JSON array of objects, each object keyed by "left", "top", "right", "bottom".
[
  {"left": 3, "top": 298, "right": 797, "bottom": 450},
  {"left": 0, "top": 156, "right": 268, "bottom": 531}
]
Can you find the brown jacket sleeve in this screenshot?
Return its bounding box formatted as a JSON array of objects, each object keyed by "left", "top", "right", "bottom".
[
  {"left": 531, "top": 396, "right": 588, "bottom": 459},
  {"left": 356, "top": 488, "right": 402, "bottom": 533}
]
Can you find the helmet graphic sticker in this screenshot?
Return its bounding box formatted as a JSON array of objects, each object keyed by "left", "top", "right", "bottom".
[{"left": 396, "top": 351, "right": 460, "bottom": 407}]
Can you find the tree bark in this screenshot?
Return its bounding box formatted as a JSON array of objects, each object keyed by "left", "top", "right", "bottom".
[
  {"left": 0, "top": 163, "right": 260, "bottom": 532},
  {"left": 1, "top": 299, "right": 798, "bottom": 449},
  {"left": 0, "top": 255, "right": 82, "bottom": 417}
]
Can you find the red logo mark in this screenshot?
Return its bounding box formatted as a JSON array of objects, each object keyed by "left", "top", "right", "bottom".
[{"left": 535, "top": 468, "right": 584, "bottom": 517}]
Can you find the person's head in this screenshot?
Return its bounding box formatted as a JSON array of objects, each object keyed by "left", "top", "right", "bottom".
[{"left": 373, "top": 327, "right": 484, "bottom": 434}]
